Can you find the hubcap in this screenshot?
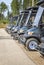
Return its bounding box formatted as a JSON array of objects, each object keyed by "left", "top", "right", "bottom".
[{"left": 29, "top": 41, "right": 37, "bottom": 50}]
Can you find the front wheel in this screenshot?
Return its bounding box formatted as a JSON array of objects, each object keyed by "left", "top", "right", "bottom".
[{"left": 26, "top": 38, "right": 40, "bottom": 51}]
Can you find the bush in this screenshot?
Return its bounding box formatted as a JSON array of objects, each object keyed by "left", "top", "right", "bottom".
[
  {"left": 0, "top": 19, "right": 9, "bottom": 28},
  {"left": 0, "top": 19, "right": 17, "bottom": 28},
  {"left": 0, "top": 19, "right": 9, "bottom": 24}
]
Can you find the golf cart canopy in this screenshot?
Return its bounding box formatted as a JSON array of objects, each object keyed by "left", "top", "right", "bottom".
[
  {"left": 36, "top": 0, "right": 44, "bottom": 7},
  {"left": 33, "top": 6, "right": 44, "bottom": 27},
  {"left": 27, "top": 6, "right": 39, "bottom": 13},
  {"left": 21, "top": 10, "right": 29, "bottom": 14},
  {"left": 21, "top": 6, "right": 38, "bottom": 14},
  {"left": 27, "top": 6, "right": 38, "bottom": 10}
]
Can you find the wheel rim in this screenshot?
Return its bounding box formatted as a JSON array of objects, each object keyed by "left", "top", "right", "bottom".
[{"left": 29, "top": 41, "right": 38, "bottom": 50}]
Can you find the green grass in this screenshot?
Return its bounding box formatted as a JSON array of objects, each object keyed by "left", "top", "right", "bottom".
[
  {"left": 0, "top": 19, "right": 9, "bottom": 24},
  {"left": 0, "top": 19, "right": 9, "bottom": 28},
  {"left": 0, "top": 19, "right": 16, "bottom": 28}
]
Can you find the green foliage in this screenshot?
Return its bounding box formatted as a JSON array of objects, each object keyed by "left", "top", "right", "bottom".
[
  {"left": 29, "top": 0, "right": 32, "bottom": 6},
  {"left": 34, "top": 0, "right": 38, "bottom": 5},
  {"left": 13, "top": 21, "right": 16, "bottom": 25},
  {"left": 0, "top": 19, "right": 9, "bottom": 24},
  {"left": 11, "top": 0, "right": 20, "bottom": 15},
  {"left": 11, "top": 0, "right": 38, "bottom": 15},
  {"left": 0, "top": 13, "right": 4, "bottom": 20},
  {"left": 1, "top": 2, "right": 7, "bottom": 12},
  {"left": 23, "top": 0, "right": 30, "bottom": 9},
  {"left": 0, "top": 2, "right": 7, "bottom": 20}
]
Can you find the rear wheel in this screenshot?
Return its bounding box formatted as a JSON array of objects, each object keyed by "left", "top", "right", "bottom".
[{"left": 26, "top": 38, "right": 40, "bottom": 51}]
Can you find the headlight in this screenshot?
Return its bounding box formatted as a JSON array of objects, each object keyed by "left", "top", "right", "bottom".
[
  {"left": 20, "top": 29, "right": 23, "bottom": 33},
  {"left": 14, "top": 29, "right": 17, "bottom": 31},
  {"left": 28, "top": 32, "right": 33, "bottom": 35},
  {"left": 12, "top": 27, "right": 15, "bottom": 30}
]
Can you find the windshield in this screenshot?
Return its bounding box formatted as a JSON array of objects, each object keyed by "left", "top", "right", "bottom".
[
  {"left": 24, "top": 9, "right": 38, "bottom": 27},
  {"left": 18, "top": 13, "right": 24, "bottom": 26},
  {"left": 24, "top": 10, "right": 32, "bottom": 26},
  {"left": 16, "top": 15, "right": 22, "bottom": 26},
  {"left": 33, "top": 7, "right": 44, "bottom": 27},
  {"left": 19, "top": 13, "right": 28, "bottom": 27}
]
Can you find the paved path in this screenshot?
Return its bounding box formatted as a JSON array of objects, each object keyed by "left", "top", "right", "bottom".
[{"left": 0, "top": 29, "right": 36, "bottom": 65}]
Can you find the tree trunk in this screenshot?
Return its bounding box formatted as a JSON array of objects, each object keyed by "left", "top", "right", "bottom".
[{"left": 32, "top": 0, "right": 34, "bottom": 6}]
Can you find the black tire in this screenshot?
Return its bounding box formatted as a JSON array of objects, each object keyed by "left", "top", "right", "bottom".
[
  {"left": 8, "top": 30, "right": 11, "bottom": 34},
  {"left": 18, "top": 35, "right": 26, "bottom": 45},
  {"left": 18, "top": 37, "right": 21, "bottom": 43},
  {"left": 13, "top": 36, "right": 18, "bottom": 40},
  {"left": 26, "top": 38, "right": 40, "bottom": 51},
  {"left": 40, "top": 53, "right": 44, "bottom": 56}
]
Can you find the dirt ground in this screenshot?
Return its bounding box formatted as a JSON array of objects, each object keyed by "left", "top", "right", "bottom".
[
  {"left": 0, "top": 28, "right": 44, "bottom": 65},
  {"left": 16, "top": 38, "right": 44, "bottom": 65},
  {"left": 0, "top": 29, "right": 36, "bottom": 65}
]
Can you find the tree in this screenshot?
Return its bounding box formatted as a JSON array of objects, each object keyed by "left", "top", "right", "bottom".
[
  {"left": 32, "top": 0, "right": 34, "bottom": 6},
  {"left": 34, "top": 0, "right": 38, "bottom": 5},
  {"left": 29, "top": 0, "right": 32, "bottom": 6},
  {"left": 31, "top": 0, "right": 38, "bottom": 6},
  {"left": 0, "top": 2, "right": 7, "bottom": 20},
  {"left": 23, "top": 0, "right": 30, "bottom": 9},
  {"left": 1, "top": 2, "right": 7, "bottom": 13},
  {"left": 0, "top": 4, "right": 1, "bottom": 13},
  {"left": 11, "top": 0, "right": 38, "bottom": 15},
  {"left": 11, "top": 0, "right": 20, "bottom": 15},
  {"left": 19, "top": 0, "right": 23, "bottom": 11}
]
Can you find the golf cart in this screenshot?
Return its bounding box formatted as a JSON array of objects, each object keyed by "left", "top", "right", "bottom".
[
  {"left": 6, "top": 24, "right": 14, "bottom": 34},
  {"left": 13, "top": 10, "right": 30, "bottom": 40},
  {"left": 17, "top": 6, "right": 38, "bottom": 44},
  {"left": 22, "top": 6, "right": 44, "bottom": 51},
  {"left": 6, "top": 15, "right": 18, "bottom": 34},
  {"left": 11, "top": 14, "right": 22, "bottom": 36},
  {"left": 35, "top": 0, "right": 44, "bottom": 56}
]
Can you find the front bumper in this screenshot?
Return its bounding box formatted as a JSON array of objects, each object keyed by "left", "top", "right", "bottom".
[
  {"left": 13, "top": 32, "right": 18, "bottom": 39},
  {"left": 7, "top": 29, "right": 11, "bottom": 34},
  {"left": 11, "top": 30, "right": 15, "bottom": 36},
  {"left": 11, "top": 32, "right": 15, "bottom": 36},
  {"left": 18, "top": 34, "right": 26, "bottom": 44}
]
